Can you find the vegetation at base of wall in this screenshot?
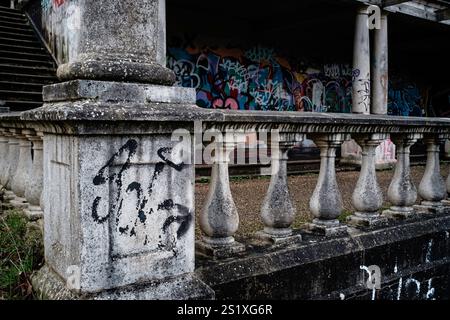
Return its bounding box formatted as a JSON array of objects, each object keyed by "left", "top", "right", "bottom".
[
  {"left": 0, "top": 209, "right": 44, "bottom": 300},
  {"left": 338, "top": 210, "right": 353, "bottom": 223}
]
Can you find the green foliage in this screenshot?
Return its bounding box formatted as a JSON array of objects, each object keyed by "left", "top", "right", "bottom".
[
  {"left": 338, "top": 210, "right": 353, "bottom": 223},
  {"left": 0, "top": 210, "right": 43, "bottom": 300}
]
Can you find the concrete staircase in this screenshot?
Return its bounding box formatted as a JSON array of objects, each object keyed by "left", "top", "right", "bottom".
[{"left": 0, "top": 5, "right": 57, "bottom": 111}]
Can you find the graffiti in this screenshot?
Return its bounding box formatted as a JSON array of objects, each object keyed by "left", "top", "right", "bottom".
[
  {"left": 91, "top": 140, "right": 192, "bottom": 247},
  {"left": 168, "top": 46, "right": 354, "bottom": 113},
  {"left": 388, "top": 81, "right": 424, "bottom": 116}
]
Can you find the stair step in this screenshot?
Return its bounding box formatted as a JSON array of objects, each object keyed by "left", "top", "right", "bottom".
[
  {"left": 0, "top": 30, "right": 36, "bottom": 40},
  {"left": 0, "top": 56, "right": 54, "bottom": 67},
  {"left": 0, "top": 9, "right": 26, "bottom": 19},
  {"left": 0, "top": 100, "right": 43, "bottom": 111},
  {"left": 0, "top": 24, "right": 34, "bottom": 35},
  {"left": 0, "top": 81, "right": 47, "bottom": 91},
  {"left": 0, "top": 64, "right": 56, "bottom": 76},
  {"left": 0, "top": 20, "right": 29, "bottom": 29},
  {"left": 0, "top": 72, "right": 58, "bottom": 84},
  {"left": 0, "top": 15, "right": 28, "bottom": 24},
  {"left": 0, "top": 6, "right": 22, "bottom": 14},
  {"left": 0, "top": 89, "right": 42, "bottom": 100},
  {"left": 0, "top": 49, "right": 50, "bottom": 61},
  {"left": 0, "top": 43, "right": 45, "bottom": 53},
  {"left": 0, "top": 36, "right": 40, "bottom": 47}
]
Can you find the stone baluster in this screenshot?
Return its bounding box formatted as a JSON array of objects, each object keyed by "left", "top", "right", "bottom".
[
  {"left": 383, "top": 134, "right": 421, "bottom": 219},
  {"left": 307, "top": 134, "right": 348, "bottom": 236},
  {"left": 10, "top": 129, "right": 33, "bottom": 208},
  {"left": 347, "top": 134, "right": 388, "bottom": 228},
  {"left": 198, "top": 131, "right": 245, "bottom": 258},
  {"left": 3, "top": 128, "right": 20, "bottom": 201},
  {"left": 414, "top": 135, "right": 448, "bottom": 214},
  {"left": 0, "top": 128, "right": 9, "bottom": 189},
  {"left": 256, "top": 132, "right": 304, "bottom": 243},
  {"left": 23, "top": 131, "right": 44, "bottom": 220}
]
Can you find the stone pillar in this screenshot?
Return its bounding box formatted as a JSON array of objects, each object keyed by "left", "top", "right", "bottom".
[
  {"left": 0, "top": 128, "right": 9, "bottom": 188},
  {"left": 256, "top": 133, "right": 304, "bottom": 244},
  {"left": 27, "top": 0, "right": 213, "bottom": 300},
  {"left": 23, "top": 131, "right": 44, "bottom": 220},
  {"left": 57, "top": 0, "right": 174, "bottom": 85},
  {"left": 414, "top": 135, "right": 447, "bottom": 214},
  {"left": 347, "top": 134, "right": 388, "bottom": 228},
  {"left": 197, "top": 133, "right": 245, "bottom": 258},
  {"left": 383, "top": 134, "right": 421, "bottom": 219},
  {"left": 3, "top": 128, "right": 20, "bottom": 201},
  {"left": 10, "top": 129, "right": 33, "bottom": 208},
  {"left": 371, "top": 13, "right": 388, "bottom": 115},
  {"left": 307, "top": 134, "right": 348, "bottom": 236},
  {"left": 352, "top": 6, "right": 371, "bottom": 114}
]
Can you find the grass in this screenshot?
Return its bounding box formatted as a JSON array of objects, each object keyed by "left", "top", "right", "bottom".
[{"left": 0, "top": 209, "right": 44, "bottom": 300}]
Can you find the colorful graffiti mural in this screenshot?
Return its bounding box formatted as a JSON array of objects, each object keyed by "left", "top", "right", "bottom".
[
  {"left": 167, "top": 45, "right": 427, "bottom": 116},
  {"left": 167, "top": 46, "right": 353, "bottom": 113}
]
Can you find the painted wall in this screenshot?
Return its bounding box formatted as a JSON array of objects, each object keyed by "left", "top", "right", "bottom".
[{"left": 167, "top": 46, "right": 426, "bottom": 116}]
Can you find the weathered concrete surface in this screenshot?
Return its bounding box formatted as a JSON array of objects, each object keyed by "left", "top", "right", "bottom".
[{"left": 196, "top": 214, "right": 450, "bottom": 300}]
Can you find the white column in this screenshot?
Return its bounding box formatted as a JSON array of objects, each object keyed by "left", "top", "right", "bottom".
[
  {"left": 352, "top": 6, "right": 371, "bottom": 114},
  {"left": 372, "top": 13, "right": 388, "bottom": 115},
  {"left": 3, "top": 128, "right": 20, "bottom": 201},
  {"left": 0, "top": 128, "right": 10, "bottom": 188}
]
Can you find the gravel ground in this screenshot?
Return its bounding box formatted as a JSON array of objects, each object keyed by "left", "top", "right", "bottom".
[{"left": 194, "top": 164, "right": 450, "bottom": 238}]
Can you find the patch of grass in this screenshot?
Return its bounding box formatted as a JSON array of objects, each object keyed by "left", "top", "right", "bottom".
[
  {"left": 338, "top": 210, "right": 353, "bottom": 223},
  {"left": 0, "top": 210, "right": 43, "bottom": 300}
]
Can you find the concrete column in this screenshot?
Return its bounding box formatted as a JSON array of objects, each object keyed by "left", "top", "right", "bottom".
[
  {"left": 383, "top": 134, "right": 421, "bottom": 219},
  {"left": 198, "top": 135, "right": 245, "bottom": 258},
  {"left": 352, "top": 6, "right": 371, "bottom": 114},
  {"left": 0, "top": 128, "right": 9, "bottom": 188},
  {"left": 371, "top": 13, "right": 388, "bottom": 115},
  {"left": 3, "top": 128, "right": 20, "bottom": 201},
  {"left": 348, "top": 134, "right": 388, "bottom": 228},
  {"left": 57, "top": 0, "right": 174, "bottom": 85},
  {"left": 10, "top": 129, "right": 33, "bottom": 207},
  {"left": 308, "top": 134, "right": 347, "bottom": 236},
  {"left": 257, "top": 133, "right": 304, "bottom": 243},
  {"left": 414, "top": 135, "right": 447, "bottom": 214},
  {"left": 24, "top": 132, "right": 44, "bottom": 220}
]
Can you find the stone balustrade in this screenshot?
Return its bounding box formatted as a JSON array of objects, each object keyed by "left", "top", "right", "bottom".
[{"left": 2, "top": 108, "right": 450, "bottom": 299}]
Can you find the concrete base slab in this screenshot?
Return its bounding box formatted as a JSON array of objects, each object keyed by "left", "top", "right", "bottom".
[
  {"left": 254, "top": 229, "right": 303, "bottom": 245},
  {"left": 23, "top": 206, "right": 43, "bottom": 221},
  {"left": 306, "top": 221, "right": 348, "bottom": 237},
  {"left": 383, "top": 208, "right": 418, "bottom": 220},
  {"left": 196, "top": 240, "right": 245, "bottom": 259},
  {"left": 9, "top": 197, "right": 28, "bottom": 209},
  {"left": 32, "top": 264, "right": 215, "bottom": 300},
  {"left": 346, "top": 212, "right": 388, "bottom": 229},
  {"left": 414, "top": 201, "right": 447, "bottom": 215}
]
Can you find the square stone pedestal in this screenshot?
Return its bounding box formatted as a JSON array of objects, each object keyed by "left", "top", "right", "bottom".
[
  {"left": 255, "top": 228, "right": 303, "bottom": 245},
  {"left": 346, "top": 212, "right": 388, "bottom": 229},
  {"left": 306, "top": 219, "right": 348, "bottom": 237},
  {"left": 382, "top": 207, "right": 418, "bottom": 220},
  {"left": 196, "top": 239, "right": 246, "bottom": 259},
  {"left": 414, "top": 201, "right": 447, "bottom": 215}
]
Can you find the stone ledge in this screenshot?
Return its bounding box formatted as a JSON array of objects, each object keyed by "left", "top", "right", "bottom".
[{"left": 196, "top": 214, "right": 450, "bottom": 294}]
